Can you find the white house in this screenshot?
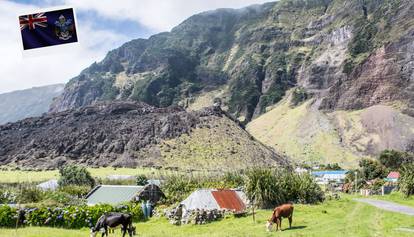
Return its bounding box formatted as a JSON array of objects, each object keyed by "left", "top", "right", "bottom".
[{"left": 311, "top": 170, "right": 348, "bottom": 184}]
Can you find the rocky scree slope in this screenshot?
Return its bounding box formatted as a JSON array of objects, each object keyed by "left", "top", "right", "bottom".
[{"left": 0, "top": 102, "right": 288, "bottom": 170}]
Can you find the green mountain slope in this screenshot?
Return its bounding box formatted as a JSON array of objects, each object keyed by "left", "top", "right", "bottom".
[{"left": 46, "top": 0, "right": 414, "bottom": 166}]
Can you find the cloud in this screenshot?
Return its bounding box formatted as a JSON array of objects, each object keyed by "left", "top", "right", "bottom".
[
  {"left": 64, "top": 0, "right": 271, "bottom": 31},
  {"left": 0, "top": 0, "right": 271, "bottom": 93},
  {"left": 0, "top": 1, "right": 128, "bottom": 93}
]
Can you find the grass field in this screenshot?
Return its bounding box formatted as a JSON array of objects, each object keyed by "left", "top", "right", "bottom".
[
  {"left": 0, "top": 167, "right": 167, "bottom": 183},
  {"left": 371, "top": 192, "right": 414, "bottom": 208},
  {"left": 1, "top": 196, "right": 414, "bottom": 237}
]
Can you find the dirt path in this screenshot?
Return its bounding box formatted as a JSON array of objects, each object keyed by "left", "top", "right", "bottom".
[{"left": 354, "top": 198, "right": 414, "bottom": 216}]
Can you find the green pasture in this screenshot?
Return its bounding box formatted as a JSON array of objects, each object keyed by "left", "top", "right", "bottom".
[
  {"left": 0, "top": 167, "right": 169, "bottom": 184},
  {"left": 1, "top": 196, "right": 414, "bottom": 237}
]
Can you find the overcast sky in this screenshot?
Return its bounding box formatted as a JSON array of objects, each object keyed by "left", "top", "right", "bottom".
[{"left": 0, "top": 0, "right": 270, "bottom": 93}]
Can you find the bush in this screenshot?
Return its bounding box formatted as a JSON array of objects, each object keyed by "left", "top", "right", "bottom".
[
  {"left": 359, "top": 158, "right": 387, "bottom": 181},
  {"left": 58, "top": 185, "right": 91, "bottom": 198},
  {"left": 244, "top": 168, "right": 324, "bottom": 208},
  {"left": 291, "top": 87, "right": 308, "bottom": 106},
  {"left": 162, "top": 173, "right": 243, "bottom": 204},
  {"left": 58, "top": 165, "right": 95, "bottom": 188},
  {"left": 16, "top": 186, "right": 43, "bottom": 204},
  {"left": 0, "top": 203, "right": 145, "bottom": 229},
  {"left": 136, "top": 175, "right": 148, "bottom": 186},
  {"left": 0, "top": 205, "right": 16, "bottom": 227},
  {"left": 379, "top": 150, "right": 414, "bottom": 170},
  {"left": 400, "top": 164, "right": 414, "bottom": 197}
]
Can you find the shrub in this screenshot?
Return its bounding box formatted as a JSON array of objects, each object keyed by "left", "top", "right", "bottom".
[
  {"left": 358, "top": 158, "right": 387, "bottom": 181},
  {"left": 58, "top": 185, "right": 91, "bottom": 198},
  {"left": 0, "top": 203, "right": 145, "bottom": 229},
  {"left": 162, "top": 175, "right": 201, "bottom": 204},
  {"left": 16, "top": 186, "right": 43, "bottom": 204},
  {"left": 136, "top": 175, "right": 148, "bottom": 186},
  {"left": 161, "top": 173, "right": 243, "bottom": 204},
  {"left": 58, "top": 165, "right": 95, "bottom": 188},
  {"left": 291, "top": 87, "right": 308, "bottom": 106},
  {"left": 400, "top": 164, "right": 414, "bottom": 197},
  {"left": 244, "top": 168, "right": 324, "bottom": 208},
  {"left": 0, "top": 205, "right": 16, "bottom": 227},
  {"left": 379, "top": 150, "right": 414, "bottom": 170}
]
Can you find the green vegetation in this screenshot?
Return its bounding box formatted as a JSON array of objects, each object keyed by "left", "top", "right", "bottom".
[
  {"left": 136, "top": 174, "right": 148, "bottom": 186},
  {"left": 0, "top": 203, "right": 144, "bottom": 229},
  {"left": 379, "top": 150, "right": 414, "bottom": 171},
  {"left": 400, "top": 164, "right": 414, "bottom": 197},
  {"left": 372, "top": 192, "right": 414, "bottom": 208},
  {"left": 247, "top": 96, "right": 362, "bottom": 167},
  {"left": 1, "top": 196, "right": 414, "bottom": 237},
  {"left": 290, "top": 87, "right": 308, "bottom": 106},
  {"left": 58, "top": 165, "right": 95, "bottom": 188},
  {"left": 358, "top": 158, "right": 387, "bottom": 181},
  {"left": 244, "top": 168, "right": 324, "bottom": 208},
  {"left": 317, "top": 163, "right": 342, "bottom": 171},
  {"left": 0, "top": 167, "right": 159, "bottom": 184},
  {"left": 162, "top": 172, "right": 244, "bottom": 204}
]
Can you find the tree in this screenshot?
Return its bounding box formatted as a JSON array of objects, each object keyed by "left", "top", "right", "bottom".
[
  {"left": 400, "top": 164, "right": 414, "bottom": 197},
  {"left": 58, "top": 165, "right": 95, "bottom": 188},
  {"left": 379, "top": 150, "right": 414, "bottom": 170},
  {"left": 359, "top": 158, "right": 387, "bottom": 181}
]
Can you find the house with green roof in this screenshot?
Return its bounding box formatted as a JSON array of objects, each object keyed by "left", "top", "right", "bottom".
[{"left": 86, "top": 184, "right": 165, "bottom": 205}]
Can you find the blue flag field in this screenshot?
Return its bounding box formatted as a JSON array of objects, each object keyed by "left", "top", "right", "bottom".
[{"left": 19, "top": 8, "right": 78, "bottom": 50}]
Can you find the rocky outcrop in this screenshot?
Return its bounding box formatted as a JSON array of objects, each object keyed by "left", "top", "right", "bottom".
[
  {"left": 320, "top": 31, "right": 414, "bottom": 113},
  {"left": 0, "top": 102, "right": 287, "bottom": 170}
]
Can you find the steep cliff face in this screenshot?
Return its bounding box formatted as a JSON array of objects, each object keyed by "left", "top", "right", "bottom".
[
  {"left": 50, "top": 0, "right": 414, "bottom": 122},
  {"left": 0, "top": 84, "right": 64, "bottom": 125},
  {"left": 0, "top": 102, "right": 287, "bottom": 170}
]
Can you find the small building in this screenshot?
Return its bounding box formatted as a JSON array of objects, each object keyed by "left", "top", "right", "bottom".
[
  {"left": 295, "top": 167, "right": 309, "bottom": 174},
  {"left": 384, "top": 171, "right": 400, "bottom": 182},
  {"left": 106, "top": 175, "right": 135, "bottom": 181},
  {"left": 36, "top": 179, "right": 59, "bottom": 191},
  {"left": 311, "top": 170, "right": 348, "bottom": 184},
  {"left": 86, "top": 184, "right": 165, "bottom": 205},
  {"left": 181, "top": 189, "right": 247, "bottom": 214}
]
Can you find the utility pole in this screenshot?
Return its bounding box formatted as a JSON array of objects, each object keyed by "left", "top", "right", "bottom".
[{"left": 354, "top": 171, "right": 358, "bottom": 194}]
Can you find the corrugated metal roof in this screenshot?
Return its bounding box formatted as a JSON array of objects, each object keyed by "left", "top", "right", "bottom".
[
  {"left": 387, "top": 171, "right": 400, "bottom": 179},
  {"left": 211, "top": 190, "right": 246, "bottom": 213},
  {"left": 86, "top": 185, "right": 143, "bottom": 205},
  {"left": 312, "top": 170, "right": 348, "bottom": 176}
]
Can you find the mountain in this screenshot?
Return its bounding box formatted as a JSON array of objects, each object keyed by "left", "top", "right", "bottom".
[
  {"left": 247, "top": 90, "right": 414, "bottom": 167},
  {"left": 0, "top": 102, "right": 288, "bottom": 170},
  {"left": 0, "top": 84, "right": 64, "bottom": 125},
  {"left": 44, "top": 0, "right": 414, "bottom": 166}
]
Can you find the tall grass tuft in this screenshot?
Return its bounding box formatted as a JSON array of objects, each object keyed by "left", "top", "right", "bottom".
[{"left": 244, "top": 168, "right": 324, "bottom": 208}]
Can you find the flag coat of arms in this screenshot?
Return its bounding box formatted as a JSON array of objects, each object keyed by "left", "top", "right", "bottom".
[{"left": 19, "top": 8, "right": 78, "bottom": 50}]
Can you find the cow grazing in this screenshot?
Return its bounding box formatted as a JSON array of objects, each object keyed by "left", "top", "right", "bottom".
[
  {"left": 266, "top": 203, "right": 294, "bottom": 232},
  {"left": 90, "top": 212, "right": 135, "bottom": 237}
]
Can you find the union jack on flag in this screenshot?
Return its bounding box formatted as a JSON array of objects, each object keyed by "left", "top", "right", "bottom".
[{"left": 19, "top": 13, "right": 48, "bottom": 30}]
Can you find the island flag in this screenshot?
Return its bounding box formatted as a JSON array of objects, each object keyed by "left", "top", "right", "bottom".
[{"left": 19, "top": 8, "right": 78, "bottom": 50}]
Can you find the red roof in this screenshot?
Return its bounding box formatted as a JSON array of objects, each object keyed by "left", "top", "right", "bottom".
[
  {"left": 211, "top": 190, "right": 246, "bottom": 213},
  {"left": 387, "top": 172, "right": 400, "bottom": 179}
]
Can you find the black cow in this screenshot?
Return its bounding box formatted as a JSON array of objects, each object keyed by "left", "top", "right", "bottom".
[{"left": 90, "top": 212, "right": 135, "bottom": 237}]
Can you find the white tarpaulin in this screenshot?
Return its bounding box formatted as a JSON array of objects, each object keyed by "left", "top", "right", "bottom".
[{"left": 181, "top": 189, "right": 220, "bottom": 211}]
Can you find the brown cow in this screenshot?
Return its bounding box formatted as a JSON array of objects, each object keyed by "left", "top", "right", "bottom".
[{"left": 266, "top": 203, "right": 294, "bottom": 232}]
